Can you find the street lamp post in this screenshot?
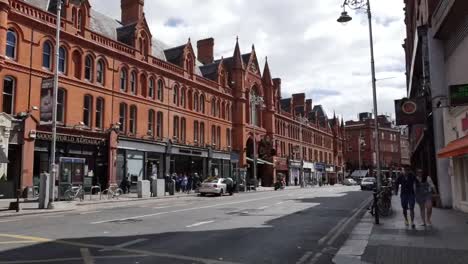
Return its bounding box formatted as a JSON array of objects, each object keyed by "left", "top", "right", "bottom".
[
  {"left": 338, "top": 0, "right": 381, "bottom": 224},
  {"left": 250, "top": 94, "right": 264, "bottom": 188},
  {"left": 48, "top": 0, "right": 63, "bottom": 209}
]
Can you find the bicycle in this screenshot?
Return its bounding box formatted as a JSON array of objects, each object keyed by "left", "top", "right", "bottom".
[
  {"left": 64, "top": 185, "right": 84, "bottom": 201},
  {"left": 102, "top": 184, "right": 123, "bottom": 199},
  {"left": 369, "top": 186, "right": 393, "bottom": 217}
]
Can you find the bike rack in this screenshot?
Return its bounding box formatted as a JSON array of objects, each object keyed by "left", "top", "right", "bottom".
[{"left": 90, "top": 185, "right": 102, "bottom": 200}]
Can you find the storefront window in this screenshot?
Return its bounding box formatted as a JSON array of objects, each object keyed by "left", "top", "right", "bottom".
[{"left": 127, "top": 150, "right": 144, "bottom": 190}]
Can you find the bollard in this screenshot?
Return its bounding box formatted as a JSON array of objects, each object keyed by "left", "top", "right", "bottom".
[{"left": 38, "top": 173, "right": 50, "bottom": 209}]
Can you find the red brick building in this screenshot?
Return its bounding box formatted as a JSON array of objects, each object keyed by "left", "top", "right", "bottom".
[
  {"left": 345, "top": 113, "right": 402, "bottom": 176},
  {"left": 0, "top": 0, "right": 344, "bottom": 197}
]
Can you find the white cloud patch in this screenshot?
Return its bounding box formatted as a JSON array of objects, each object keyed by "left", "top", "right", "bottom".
[{"left": 89, "top": 0, "right": 406, "bottom": 121}]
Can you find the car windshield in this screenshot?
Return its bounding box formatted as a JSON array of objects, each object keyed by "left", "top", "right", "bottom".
[{"left": 363, "top": 178, "right": 375, "bottom": 182}]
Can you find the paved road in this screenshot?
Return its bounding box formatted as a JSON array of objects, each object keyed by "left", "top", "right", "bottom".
[{"left": 0, "top": 186, "right": 370, "bottom": 264}]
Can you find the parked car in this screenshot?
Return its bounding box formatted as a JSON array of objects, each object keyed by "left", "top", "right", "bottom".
[
  {"left": 360, "top": 177, "right": 376, "bottom": 191},
  {"left": 199, "top": 178, "right": 228, "bottom": 196},
  {"left": 343, "top": 178, "right": 357, "bottom": 186}
]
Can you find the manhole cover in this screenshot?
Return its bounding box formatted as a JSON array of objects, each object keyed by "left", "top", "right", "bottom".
[{"left": 110, "top": 219, "right": 143, "bottom": 224}]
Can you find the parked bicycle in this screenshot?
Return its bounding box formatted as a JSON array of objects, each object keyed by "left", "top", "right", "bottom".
[
  {"left": 369, "top": 185, "right": 393, "bottom": 217},
  {"left": 64, "top": 185, "right": 84, "bottom": 201},
  {"left": 102, "top": 184, "right": 123, "bottom": 199}
]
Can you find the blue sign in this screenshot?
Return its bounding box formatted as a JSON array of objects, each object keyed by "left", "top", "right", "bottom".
[{"left": 315, "top": 163, "right": 325, "bottom": 171}]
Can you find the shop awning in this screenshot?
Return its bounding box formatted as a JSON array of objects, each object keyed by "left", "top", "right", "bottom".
[
  {"left": 246, "top": 157, "right": 274, "bottom": 166},
  {"left": 438, "top": 135, "right": 468, "bottom": 158},
  {"left": 0, "top": 148, "right": 8, "bottom": 163}
]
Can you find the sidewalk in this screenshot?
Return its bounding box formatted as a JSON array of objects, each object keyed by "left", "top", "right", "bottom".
[
  {"left": 333, "top": 196, "right": 468, "bottom": 264},
  {"left": 0, "top": 186, "right": 302, "bottom": 218}
]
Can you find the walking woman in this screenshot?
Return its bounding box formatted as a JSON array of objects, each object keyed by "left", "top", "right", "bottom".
[{"left": 415, "top": 169, "right": 436, "bottom": 227}]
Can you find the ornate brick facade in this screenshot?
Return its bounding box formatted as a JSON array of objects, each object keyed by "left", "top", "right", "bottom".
[{"left": 0, "top": 0, "right": 344, "bottom": 196}]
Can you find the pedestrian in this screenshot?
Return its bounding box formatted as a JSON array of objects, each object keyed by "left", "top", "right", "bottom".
[
  {"left": 415, "top": 169, "right": 436, "bottom": 227},
  {"left": 181, "top": 175, "right": 188, "bottom": 193},
  {"left": 395, "top": 166, "right": 417, "bottom": 228},
  {"left": 186, "top": 174, "right": 193, "bottom": 194},
  {"left": 294, "top": 176, "right": 298, "bottom": 186}
]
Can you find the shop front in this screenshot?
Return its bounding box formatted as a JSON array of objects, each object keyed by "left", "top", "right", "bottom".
[
  {"left": 315, "top": 163, "right": 325, "bottom": 185},
  {"left": 326, "top": 165, "right": 337, "bottom": 185},
  {"left": 33, "top": 129, "right": 108, "bottom": 195},
  {"left": 170, "top": 145, "right": 208, "bottom": 181},
  {"left": 288, "top": 160, "right": 302, "bottom": 186},
  {"left": 211, "top": 151, "right": 232, "bottom": 179},
  {"left": 303, "top": 161, "right": 316, "bottom": 186},
  {"left": 117, "top": 138, "right": 166, "bottom": 193},
  {"left": 275, "top": 157, "right": 288, "bottom": 184},
  {"left": 0, "top": 114, "right": 23, "bottom": 199}
]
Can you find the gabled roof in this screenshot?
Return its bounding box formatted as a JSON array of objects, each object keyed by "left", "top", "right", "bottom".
[
  {"left": 199, "top": 61, "right": 220, "bottom": 81},
  {"left": 164, "top": 45, "right": 186, "bottom": 65}
]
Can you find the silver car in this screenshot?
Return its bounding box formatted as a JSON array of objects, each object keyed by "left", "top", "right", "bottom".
[{"left": 199, "top": 178, "right": 228, "bottom": 196}]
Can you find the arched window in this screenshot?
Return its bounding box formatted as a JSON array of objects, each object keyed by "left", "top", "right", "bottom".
[
  {"left": 156, "top": 111, "right": 163, "bottom": 138},
  {"left": 193, "top": 121, "right": 199, "bottom": 145},
  {"left": 173, "top": 85, "right": 179, "bottom": 106},
  {"left": 119, "top": 103, "right": 127, "bottom": 132},
  {"left": 221, "top": 102, "right": 226, "bottom": 119},
  {"left": 226, "top": 128, "right": 231, "bottom": 148},
  {"left": 72, "top": 8, "right": 77, "bottom": 27},
  {"left": 2, "top": 77, "right": 15, "bottom": 114},
  {"left": 130, "top": 71, "right": 137, "bottom": 95},
  {"left": 180, "top": 87, "right": 186, "bottom": 108},
  {"left": 211, "top": 125, "right": 216, "bottom": 146},
  {"left": 95, "top": 97, "right": 104, "bottom": 129},
  {"left": 148, "top": 109, "right": 155, "bottom": 136},
  {"left": 96, "top": 59, "right": 105, "bottom": 84},
  {"left": 200, "top": 122, "right": 205, "bottom": 145},
  {"left": 57, "top": 88, "right": 66, "bottom": 123},
  {"left": 84, "top": 55, "right": 93, "bottom": 81},
  {"left": 6, "top": 29, "right": 17, "bottom": 59},
  {"left": 211, "top": 98, "right": 216, "bottom": 116},
  {"left": 250, "top": 89, "right": 261, "bottom": 126},
  {"left": 148, "top": 78, "right": 155, "bottom": 99},
  {"left": 200, "top": 94, "right": 205, "bottom": 114},
  {"left": 180, "top": 118, "right": 186, "bottom": 143},
  {"left": 173, "top": 116, "right": 179, "bottom": 140},
  {"left": 42, "top": 41, "right": 52, "bottom": 69},
  {"left": 72, "top": 50, "right": 82, "bottom": 79},
  {"left": 83, "top": 95, "right": 92, "bottom": 127},
  {"left": 216, "top": 100, "right": 221, "bottom": 118},
  {"left": 157, "top": 79, "right": 164, "bottom": 101},
  {"left": 129, "top": 105, "right": 137, "bottom": 134},
  {"left": 193, "top": 92, "right": 199, "bottom": 112},
  {"left": 120, "top": 69, "right": 128, "bottom": 92},
  {"left": 58, "top": 47, "right": 67, "bottom": 74},
  {"left": 77, "top": 10, "right": 83, "bottom": 31},
  {"left": 140, "top": 74, "right": 147, "bottom": 97}
]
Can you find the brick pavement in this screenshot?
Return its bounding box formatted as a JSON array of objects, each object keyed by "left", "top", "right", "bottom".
[{"left": 333, "top": 195, "right": 468, "bottom": 264}]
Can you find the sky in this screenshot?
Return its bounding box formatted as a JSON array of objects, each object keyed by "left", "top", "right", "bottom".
[{"left": 89, "top": 0, "right": 407, "bottom": 121}]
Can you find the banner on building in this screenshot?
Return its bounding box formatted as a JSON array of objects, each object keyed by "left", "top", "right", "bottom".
[
  {"left": 40, "top": 78, "right": 54, "bottom": 124},
  {"left": 394, "top": 97, "right": 426, "bottom": 125}
]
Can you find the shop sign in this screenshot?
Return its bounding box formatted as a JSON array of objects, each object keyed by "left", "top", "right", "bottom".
[
  {"left": 36, "top": 132, "right": 106, "bottom": 146},
  {"left": 326, "top": 165, "right": 335, "bottom": 173},
  {"left": 450, "top": 84, "right": 468, "bottom": 107},
  {"left": 289, "top": 160, "right": 301, "bottom": 168},
  {"left": 315, "top": 163, "right": 325, "bottom": 171},
  {"left": 395, "top": 97, "right": 426, "bottom": 125}
]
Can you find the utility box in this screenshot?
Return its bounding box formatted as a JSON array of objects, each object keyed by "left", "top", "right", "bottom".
[
  {"left": 38, "top": 173, "right": 50, "bottom": 209},
  {"left": 152, "top": 179, "right": 165, "bottom": 197},
  {"left": 137, "top": 180, "right": 150, "bottom": 198}
]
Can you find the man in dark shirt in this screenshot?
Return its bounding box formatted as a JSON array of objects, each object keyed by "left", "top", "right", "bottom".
[{"left": 395, "top": 167, "right": 417, "bottom": 228}]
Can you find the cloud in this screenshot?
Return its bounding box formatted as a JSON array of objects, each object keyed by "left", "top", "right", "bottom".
[
  {"left": 164, "top": 17, "right": 186, "bottom": 28},
  {"left": 89, "top": 0, "right": 407, "bottom": 121}
]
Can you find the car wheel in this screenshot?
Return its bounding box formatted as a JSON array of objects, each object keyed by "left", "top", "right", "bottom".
[
  {"left": 200, "top": 193, "right": 206, "bottom": 197},
  {"left": 361, "top": 186, "right": 364, "bottom": 191}
]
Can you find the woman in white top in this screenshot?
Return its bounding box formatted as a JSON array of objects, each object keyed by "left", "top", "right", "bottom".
[{"left": 415, "top": 169, "right": 436, "bottom": 227}]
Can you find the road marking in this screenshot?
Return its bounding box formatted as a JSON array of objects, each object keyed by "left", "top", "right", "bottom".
[
  {"left": 0, "top": 219, "right": 22, "bottom": 223},
  {"left": 186, "top": 220, "right": 214, "bottom": 228},
  {"left": 0, "top": 241, "right": 38, "bottom": 244},
  {"left": 79, "top": 211, "right": 101, "bottom": 215},
  {"left": 42, "top": 215, "right": 64, "bottom": 218},
  {"left": 99, "top": 238, "right": 148, "bottom": 252},
  {"left": 276, "top": 202, "right": 284, "bottom": 205},
  {"left": 296, "top": 251, "right": 314, "bottom": 264},
  {"left": 0, "top": 255, "right": 148, "bottom": 264},
  {"left": 91, "top": 193, "right": 292, "bottom": 224},
  {"left": 152, "top": 206, "right": 171, "bottom": 209},
  {"left": 0, "top": 234, "right": 50, "bottom": 243},
  {"left": 258, "top": 206, "right": 269, "bottom": 210},
  {"left": 80, "top": 248, "right": 94, "bottom": 264}
]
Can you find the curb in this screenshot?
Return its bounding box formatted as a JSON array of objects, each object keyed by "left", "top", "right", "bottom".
[{"left": 0, "top": 209, "right": 75, "bottom": 218}]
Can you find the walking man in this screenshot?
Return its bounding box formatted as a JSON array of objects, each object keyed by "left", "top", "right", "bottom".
[{"left": 395, "top": 166, "right": 417, "bottom": 228}]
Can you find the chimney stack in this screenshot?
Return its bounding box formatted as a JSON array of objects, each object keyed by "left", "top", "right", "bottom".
[
  {"left": 197, "top": 38, "right": 214, "bottom": 65},
  {"left": 121, "top": 0, "right": 145, "bottom": 25},
  {"left": 306, "top": 99, "right": 313, "bottom": 113}
]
